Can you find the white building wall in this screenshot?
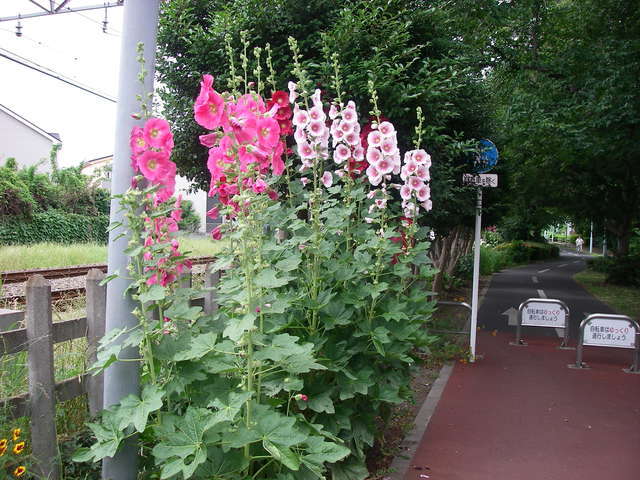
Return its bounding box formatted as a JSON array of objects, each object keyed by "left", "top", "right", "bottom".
[{"left": 0, "top": 112, "right": 54, "bottom": 172}]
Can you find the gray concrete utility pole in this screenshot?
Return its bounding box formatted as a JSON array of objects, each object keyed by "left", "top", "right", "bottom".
[{"left": 103, "top": 1, "right": 160, "bottom": 478}]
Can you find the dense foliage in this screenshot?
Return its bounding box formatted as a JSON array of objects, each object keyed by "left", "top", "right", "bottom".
[
  {"left": 156, "top": 0, "right": 495, "bottom": 235},
  {"left": 77, "top": 42, "right": 440, "bottom": 478},
  {"left": 0, "top": 157, "right": 112, "bottom": 245},
  {"left": 0, "top": 210, "right": 109, "bottom": 245},
  {"left": 448, "top": 0, "right": 640, "bottom": 253},
  {"left": 588, "top": 255, "right": 640, "bottom": 288}
]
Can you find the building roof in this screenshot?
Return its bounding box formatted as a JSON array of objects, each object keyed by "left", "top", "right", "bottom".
[{"left": 0, "top": 103, "right": 62, "bottom": 144}]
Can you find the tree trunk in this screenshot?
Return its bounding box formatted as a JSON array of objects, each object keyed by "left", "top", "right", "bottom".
[{"left": 429, "top": 225, "right": 473, "bottom": 293}]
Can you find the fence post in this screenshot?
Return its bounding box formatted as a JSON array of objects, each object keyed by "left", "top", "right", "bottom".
[
  {"left": 204, "top": 265, "right": 219, "bottom": 315},
  {"left": 26, "top": 275, "right": 59, "bottom": 480},
  {"left": 180, "top": 267, "right": 193, "bottom": 289},
  {"left": 86, "top": 269, "right": 106, "bottom": 417}
]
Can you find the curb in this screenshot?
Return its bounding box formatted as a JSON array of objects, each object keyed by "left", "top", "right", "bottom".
[{"left": 386, "top": 362, "right": 454, "bottom": 480}]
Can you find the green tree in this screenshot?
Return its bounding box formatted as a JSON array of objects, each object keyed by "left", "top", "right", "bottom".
[{"left": 453, "top": 0, "right": 640, "bottom": 253}]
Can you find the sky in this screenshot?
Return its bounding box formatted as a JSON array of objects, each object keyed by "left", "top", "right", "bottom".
[{"left": 0, "top": 1, "right": 124, "bottom": 167}]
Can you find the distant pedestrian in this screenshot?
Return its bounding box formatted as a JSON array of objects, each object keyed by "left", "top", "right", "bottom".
[{"left": 575, "top": 236, "right": 584, "bottom": 253}]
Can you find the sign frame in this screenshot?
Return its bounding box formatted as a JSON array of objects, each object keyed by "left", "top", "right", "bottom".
[
  {"left": 570, "top": 314, "right": 640, "bottom": 373},
  {"left": 511, "top": 298, "right": 571, "bottom": 348}
]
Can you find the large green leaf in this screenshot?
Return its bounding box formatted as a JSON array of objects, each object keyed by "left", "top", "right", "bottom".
[
  {"left": 263, "top": 438, "right": 301, "bottom": 471},
  {"left": 172, "top": 332, "right": 218, "bottom": 361},
  {"left": 117, "top": 383, "right": 164, "bottom": 432},
  {"left": 223, "top": 312, "right": 256, "bottom": 341},
  {"left": 255, "top": 268, "right": 295, "bottom": 288}
]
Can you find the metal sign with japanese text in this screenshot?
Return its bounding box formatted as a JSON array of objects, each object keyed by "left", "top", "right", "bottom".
[
  {"left": 462, "top": 173, "right": 498, "bottom": 188},
  {"left": 521, "top": 301, "right": 566, "bottom": 328},
  {"left": 583, "top": 317, "right": 636, "bottom": 349}
]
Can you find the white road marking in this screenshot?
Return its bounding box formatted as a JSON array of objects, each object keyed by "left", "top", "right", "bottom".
[
  {"left": 558, "top": 264, "right": 567, "bottom": 268},
  {"left": 532, "top": 276, "right": 539, "bottom": 284},
  {"left": 537, "top": 289, "right": 547, "bottom": 298},
  {"left": 538, "top": 268, "right": 550, "bottom": 273},
  {"left": 573, "top": 260, "right": 581, "bottom": 264},
  {"left": 502, "top": 307, "right": 519, "bottom": 326}
]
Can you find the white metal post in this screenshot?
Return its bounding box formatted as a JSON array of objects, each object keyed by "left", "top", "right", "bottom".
[
  {"left": 589, "top": 221, "right": 593, "bottom": 254},
  {"left": 469, "top": 187, "right": 482, "bottom": 362},
  {"left": 103, "top": 1, "right": 160, "bottom": 479}
]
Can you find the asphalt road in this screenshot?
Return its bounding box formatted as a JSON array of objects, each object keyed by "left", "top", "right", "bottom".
[{"left": 478, "top": 250, "right": 616, "bottom": 341}]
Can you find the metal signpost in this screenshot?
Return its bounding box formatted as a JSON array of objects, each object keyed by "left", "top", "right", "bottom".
[
  {"left": 571, "top": 314, "right": 640, "bottom": 373},
  {"left": 465, "top": 139, "right": 498, "bottom": 362},
  {"left": 510, "top": 298, "right": 571, "bottom": 348}
]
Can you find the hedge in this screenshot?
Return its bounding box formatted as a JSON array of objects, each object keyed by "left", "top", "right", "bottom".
[
  {"left": 0, "top": 210, "right": 109, "bottom": 245},
  {"left": 496, "top": 240, "right": 559, "bottom": 263},
  {"left": 588, "top": 255, "right": 640, "bottom": 287}
]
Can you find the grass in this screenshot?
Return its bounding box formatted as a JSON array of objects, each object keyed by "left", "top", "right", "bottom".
[
  {"left": 0, "top": 235, "right": 224, "bottom": 271},
  {"left": 574, "top": 269, "right": 640, "bottom": 320}
]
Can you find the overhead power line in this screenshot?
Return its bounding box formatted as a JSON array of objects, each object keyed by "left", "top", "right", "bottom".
[
  {"left": 0, "top": 1, "right": 124, "bottom": 22},
  {"left": 0, "top": 47, "right": 116, "bottom": 103}
]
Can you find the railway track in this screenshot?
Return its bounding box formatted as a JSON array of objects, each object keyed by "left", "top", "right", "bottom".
[
  {"left": 0, "top": 257, "right": 214, "bottom": 304},
  {"left": 0, "top": 256, "right": 215, "bottom": 284}
]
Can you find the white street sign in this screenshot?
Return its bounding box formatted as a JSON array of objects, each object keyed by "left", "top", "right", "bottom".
[
  {"left": 583, "top": 318, "right": 636, "bottom": 349},
  {"left": 522, "top": 301, "right": 566, "bottom": 327},
  {"left": 463, "top": 173, "right": 498, "bottom": 187}
]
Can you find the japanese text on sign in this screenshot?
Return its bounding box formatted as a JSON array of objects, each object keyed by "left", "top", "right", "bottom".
[
  {"left": 462, "top": 173, "right": 498, "bottom": 188},
  {"left": 583, "top": 318, "right": 636, "bottom": 349},
  {"left": 522, "top": 302, "right": 565, "bottom": 327}
]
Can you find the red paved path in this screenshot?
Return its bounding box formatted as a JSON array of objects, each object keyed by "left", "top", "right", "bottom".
[{"left": 404, "top": 331, "right": 640, "bottom": 480}]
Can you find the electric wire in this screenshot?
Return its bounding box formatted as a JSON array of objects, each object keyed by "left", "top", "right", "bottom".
[{"left": 0, "top": 46, "right": 116, "bottom": 102}]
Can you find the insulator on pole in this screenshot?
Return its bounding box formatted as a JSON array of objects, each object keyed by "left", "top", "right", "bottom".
[{"left": 15, "top": 19, "right": 22, "bottom": 37}]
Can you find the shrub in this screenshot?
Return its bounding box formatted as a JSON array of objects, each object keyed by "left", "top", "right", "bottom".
[
  {"left": 455, "top": 245, "right": 514, "bottom": 279},
  {"left": 0, "top": 166, "right": 36, "bottom": 218},
  {"left": 496, "top": 240, "right": 559, "bottom": 263},
  {"left": 178, "top": 199, "right": 200, "bottom": 232},
  {"left": 588, "top": 255, "right": 640, "bottom": 287},
  {"left": 0, "top": 211, "right": 108, "bottom": 245}
]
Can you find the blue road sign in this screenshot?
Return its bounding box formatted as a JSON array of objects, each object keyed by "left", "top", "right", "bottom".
[{"left": 473, "top": 139, "right": 499, "bottom": 173}]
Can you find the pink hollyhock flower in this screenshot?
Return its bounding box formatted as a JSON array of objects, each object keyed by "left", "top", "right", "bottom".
[
  {"left": 353, "top": 145, "right": 364, "bottom": 160},
  {"left": 365, "top": 217, "right": 373, "bottom": 223},
  {"left": 288, "top": 81, "right": 298, "bottom": 103},
  {"left": 237, "top": 93, "right": 266, "bottom": 114},
  {"left": 412, "top": 149, "right": 431, "bottom": 166},
  {"left": 161, "top": 271, "right": 177, "bottom": 287},
  {"left": 300, "top": 177, "right": 310, "bottom": 186},
  {"left": 292, "top": 108, "right": 310, "bottom": 129},
  {"left": 295, "top": 393, "right": 308, "bottom": 401},
  {"left": 381, "top": 139, "right": 397, "bottom": 156},
  {"left": 137, "top": 150, "right": 173, "bottom": 183},
  {"left": 400, "top": 184, "right": 412, "bottom": 200},
  {"left": 211, "top": 225, "right": 223, "bottom": 240},
  {"left": 155, "top": 165, "right": 176, "bottom": 203},
  {"left": 130, "top": 126, "right": 147, "bottom": 154},
  {"left": 366, "top": 147, "right": 382, "bottom": 164},
  {"left": 375, "top": 198, "right": 387, "bottom": 209},
  {"left": 333, "top": 144, "right": 351, "bottom": 164},
  {"left": 422, "top": 199, "right": 433, "bottom": 211},
  {"left": 143, "top": 118, "right": 172, "bottom": 149},
  {"left": 367, "top": 190, "right": 377, "bottom": 199},
  {"left": 143, "top": 251, "right": 153, "bottom": 261},
  {"left": 207, "top": 206, "right": 219, "bottom": 219},
  {"left": 416, "top": 165, "right": 430, "bottom": 181},
  {"left": 322, "top": 171, "right": 333, "bottom": 188},
  {"left": 199, "top": 133, "right": 218, "bottom": 147},
  {"left": 194, "top": 91, "right": 226, "bottom": 130},
  {"left": 367, "top": 131, "right": 382, "bottom": 147},
  {"left": 297, "top": 141, "right": 315, "bottom": 159},
  {"left": 271, "top": 147, "right": 286, "bottom": 176},
  {"left": 171, "top": 207, "right": 182, "bottom": 223},
  {"left": 417, "top": 185, "right": 431, "bottom": 202},
  {"left": 329, "top": 104, "right": 339, "bottom": 119},
  {"left": 342, "top": 108, "right": 357, "bottom": 123},
  {"left": 339, "top": 120, "right": 354, "bottom": 135},
  {"left": 256, "top": 117, "right": 280, "bottom": 149},
  {"left": 309, "top": 106, "right": 326, "bottom": 122},
  {"left": 252, "top": 178, "right": 268, "bottom": 193},
  {"left": 308, "top": 120, "right": 326, "bottom": 137},
  {"left": 378, "top": 121, "right": 396, "bottom": 137},
  {"left": 409, "top": 176, "right": 424, "bottom": 191},
  {"left": 345, "top": 132, "right": 360, "bottom": 146},
  {"left": 147, "top": 273, "right": 159, "bottom": 286},
  {"left": 375, "top": 157, "right": 393, "bottom": 175},
  {"left": 228, "top": 105, "right": 257, "bottom": 143},
  {"left": 311, "top": 89, "right": 322, "bottom": 107}
]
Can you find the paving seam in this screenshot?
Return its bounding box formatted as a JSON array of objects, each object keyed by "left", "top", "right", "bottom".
[{"left": 387, "top": 275, "right": 493, "bottom": 479}]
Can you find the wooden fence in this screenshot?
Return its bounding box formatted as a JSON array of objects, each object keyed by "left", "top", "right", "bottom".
[{"left": 0, "top": 267, "right": 219, "bottom": 479}]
